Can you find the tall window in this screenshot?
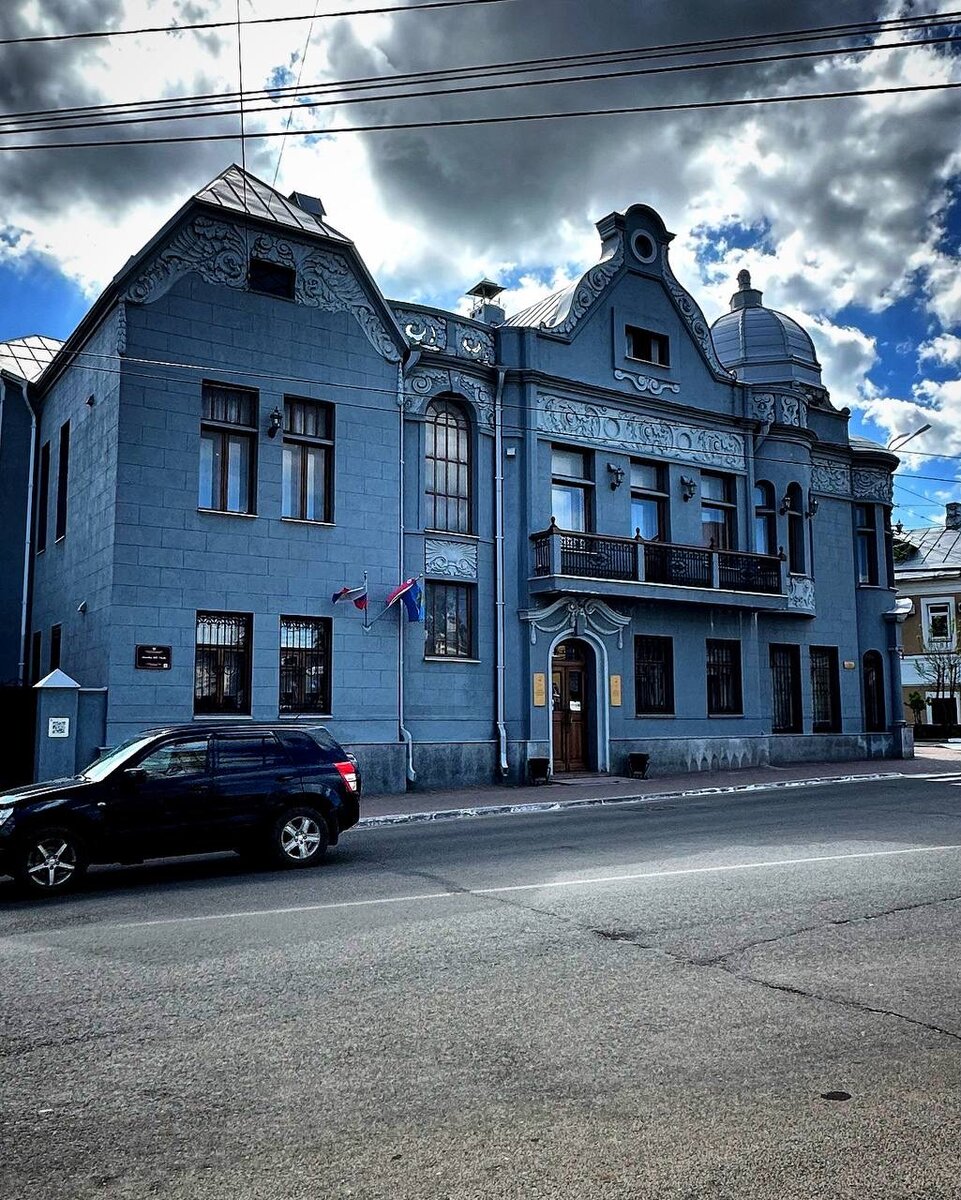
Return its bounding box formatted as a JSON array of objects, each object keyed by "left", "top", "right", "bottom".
[
  {"left": 282, "top": 398, "right": 334, "bottom": 522},
  {"left": 811, "top": 646, "right": 841, "bottom": 733},
  {"left": 630, "top": 461, "right": 668, "bottom": 540},
  {"left": 701, "top": 473, "right": 736, "bottom": 550},
  {"left": 706, "top": 639, "right": 743, "bottom": 715},
  {"left": 50, "top": 624, "right": 62, "bottom": 672},
  {"left": 194, "top": 611, "right": 252, "bottom": 715},
  {"left": 786, "top": 483, "right": 806, "bottom": 573},
  {"left": 36, "top": 440, "right": 50, "bottom": 553},
  {"left": 634, "top": 636, "right": 674, "bottom": 714},
  {"left": 279, "top": 616, "right": 332, "bottom": 714},
  {"left": 855, "top": 504, "right": 878, "bottom": 585},
  {"left": 199, "top": 382, "right": 257, "bottom": 514},
  {"left": 863, "top": 650, "right": 885, "bottom": 732},
  {"left": 754, "top": 481, "right": 777, "bottom": 555},
  {"left": 770, "top": 644, "right": 801, "bottom": 733},
  {"left": 425, "top": 582, "right": 473, "bottom": 658},
  {"left": 425, "top": 399, "right": 471, "bottom": 533},
  {"left": 551, "top": 446, "right": 592, "bottom": 532},
  {"left": 55, "top": 421, "right": 70, "bottom": 541},
  {"left": 626, "top": 325, "right": 670, "bottom": 366}
]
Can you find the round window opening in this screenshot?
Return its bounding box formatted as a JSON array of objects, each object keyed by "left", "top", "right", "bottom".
[{"left": 632, "top": 232, "right": 657, "bottom": 263}]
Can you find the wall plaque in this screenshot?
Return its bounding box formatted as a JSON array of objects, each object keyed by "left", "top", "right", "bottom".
[
  {"left": 533, "top": 673, "right": 547, "bottom": 707},
  {"left": 136, "top": 644, "right": 172, "bottom": 671},
  {"left": 610, "top": 675, "right": 622, "bottom": 707}
]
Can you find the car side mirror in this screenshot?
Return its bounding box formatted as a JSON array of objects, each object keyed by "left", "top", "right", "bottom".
[{"left": 122, "top": 766, "right": 147, "bottom": 789}]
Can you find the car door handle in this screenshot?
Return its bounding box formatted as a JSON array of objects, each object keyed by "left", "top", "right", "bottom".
[{"left": 277, "top": 773, "right": 296, "bottom": 783}]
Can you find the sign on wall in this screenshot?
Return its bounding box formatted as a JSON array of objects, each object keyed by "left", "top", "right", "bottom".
[
  {"left": 48, "top": 718, "right": 70, "bottom": 739},
  {"left": 532, "top": 673, "right": 547, "bottom": 707},
  {"left": 136, "top": 645, "right": 172, "bottom": 670},
  {"left": 610, "top": 675, "right": 622, "bottom": 707}
]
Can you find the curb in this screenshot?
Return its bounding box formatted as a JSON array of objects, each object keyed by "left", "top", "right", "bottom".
[{"left": 357, "top": 771, "right": 914, "bottom": 829}]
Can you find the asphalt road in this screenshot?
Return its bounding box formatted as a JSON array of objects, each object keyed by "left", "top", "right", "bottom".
[{"left": 2, "top": 776, "right": 960, "bottom": 1200}]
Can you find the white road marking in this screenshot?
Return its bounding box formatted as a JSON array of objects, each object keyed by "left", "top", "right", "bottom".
[{"left": 102, "top": 843, "right": 961, "bottom": 931}]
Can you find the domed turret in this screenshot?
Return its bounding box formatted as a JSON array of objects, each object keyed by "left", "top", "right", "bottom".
[{"left": 711, "top": 271, "right": 822, "bottom": 388}]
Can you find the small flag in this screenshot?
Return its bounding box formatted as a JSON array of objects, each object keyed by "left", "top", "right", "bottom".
[
  {"left": 386, "top": 577, "right": 424, "bottom": 622},
  {"left": 331, "top": 583, "right": 368, "bottom": 610}
]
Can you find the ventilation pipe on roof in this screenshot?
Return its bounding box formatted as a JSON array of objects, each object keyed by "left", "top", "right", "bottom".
[
  {"left": 946, "top": 502, "right": 961, "bottom": 531},
  {"left": 466, "top": 280, "right": 506, "bottom": 325}
]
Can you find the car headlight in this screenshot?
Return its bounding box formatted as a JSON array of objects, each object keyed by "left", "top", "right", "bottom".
[{"left": 0, "top": 805, "right": 15, "bottom": 828}]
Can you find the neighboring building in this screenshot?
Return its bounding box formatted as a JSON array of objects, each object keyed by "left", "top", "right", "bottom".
[
  {"left": 6, "top": 165, "right": 908, "bottom": 791},
  {"left": 895, "top": 504, "right": 961, "bottom": 727}
]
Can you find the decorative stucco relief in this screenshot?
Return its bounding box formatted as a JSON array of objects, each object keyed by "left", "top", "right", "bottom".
[
  {"left": 750, "top": 393, "right": 776, "bottom": 425},
  {"left": 537, "top": 395, "right": 746, "bottom": 470},
  {"left": 750, "top": 391, "right": 805, "bottom": 428},
  {"left": 613, "top": 368, "right": 680, "bottom": 397},
  {"left": 125, "top": 216, "right": 401, "bottom": 362},
  {"left": 405, "top": 365, "right": 495, "bottom": 427},
  {"left": 519, "top": 596, "right": 631, "bottom": 649},
  {"left": 660, "top": 247, "right": 735, "bottom": 379},
  {"left": 779, "top": 395, "right": 802, "bottom": 427},
  {"left": 395, "top": 308, "right": 447, "bottom": 351},
  {"left": 852, "top": 466, "right": 894, "bottom": 504},
  {"left": 115, "top": 301, "right": 127, "bottom": 355},
  {"left": 547, "top": 239, "right": 625, "bottom": 337},
  {"left": 425, "top": 539, "right": 478, "bottom": 580},
  {"left": 787, "top": 575, "right": 816, "bottom": 613},
  {"left": 456, "top": 325, "right": 495, "bottom": 365},
  {"left": 811, "top": 460, "right": 851, "bottom": 496}
]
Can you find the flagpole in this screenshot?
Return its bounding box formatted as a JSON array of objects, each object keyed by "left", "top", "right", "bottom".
[{"left": 363, "top": 570, "right": 369, "bottom": 631}]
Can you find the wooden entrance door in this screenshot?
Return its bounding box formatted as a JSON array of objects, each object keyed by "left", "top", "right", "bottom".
[{"left": 551, "top": 640, "right": 589, "bottom": 772}]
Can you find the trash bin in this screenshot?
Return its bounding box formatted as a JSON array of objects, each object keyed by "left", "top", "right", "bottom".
[{"left": 628, "top": 752, "right": 649, "bottom": 779}]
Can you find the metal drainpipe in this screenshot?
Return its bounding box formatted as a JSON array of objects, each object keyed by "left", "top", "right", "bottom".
[
  {"left": 14, "top": 377, "right": 37, "bottom": 685},
  {"left": 398, "top": 351, "right": 420, "bottom": 784},
  {"left": 493, "top": 367, "right": 509, "bottom": 776}
]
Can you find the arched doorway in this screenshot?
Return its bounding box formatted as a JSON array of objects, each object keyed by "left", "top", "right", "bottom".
[
  {"left": 863, "top": 650, "right": 886, "bottom": 732},
  {"left": 551, "top": 638, "right": 594, "bottom": 773}
]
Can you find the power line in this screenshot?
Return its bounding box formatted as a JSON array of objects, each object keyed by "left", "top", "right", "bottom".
[{"left": 0, "top": 0, "right": 527, "bottom": 48}]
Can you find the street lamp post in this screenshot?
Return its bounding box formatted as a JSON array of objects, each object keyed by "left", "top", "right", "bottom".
[{"left": 886, "top": 423, "right": 931, "bottom": 452}]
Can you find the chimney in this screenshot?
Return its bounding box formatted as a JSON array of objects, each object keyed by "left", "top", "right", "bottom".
[
  {"left": 288, "top": 191, "right": 326, "bottom": 219},
  {"left": 466, "top": 279, "right": 506, "bottom": 325},
  {"left": 946, "top": 502, "right": 961, "bottom": 531}
]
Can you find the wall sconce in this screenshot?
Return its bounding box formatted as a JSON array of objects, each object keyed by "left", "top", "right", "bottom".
[
  {"left": 805, "top": 496, "right": 819, "bottom": 519},
  {"left": 267, "top": 406, "right": 283, "bottom": 437},
  {"left": 680, "top": 476, "right": 697, "bottom": 502},
  {"left": 779, "top": 491, "right": 792, "bottom": 515},
  {"left": 606, "top": 462, "right": 625, "bottom": 491}
]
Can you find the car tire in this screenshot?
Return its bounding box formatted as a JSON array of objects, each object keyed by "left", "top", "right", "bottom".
[
  {"left": 269, "top": 806, "right": 328, "bottom": 869},
  {"left": 14, "top": 825, "right": 88, "bottom": 897}
]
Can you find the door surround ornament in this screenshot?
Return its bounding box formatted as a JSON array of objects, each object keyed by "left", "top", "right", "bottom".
[{"left": 520, "top": 597, "right": 631, "bottom": 648}]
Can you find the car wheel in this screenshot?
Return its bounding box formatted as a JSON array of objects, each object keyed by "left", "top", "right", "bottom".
[
  {"left": 15, "top": 826, "right": 88, "bottom": 896},
  {"left": 271, "top": 807, "right": 328, "bottom": 869}
]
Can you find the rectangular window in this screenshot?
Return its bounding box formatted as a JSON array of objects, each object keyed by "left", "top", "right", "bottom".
[
  {"left": 199, "top": 382, "right": 257, "bottom": 514},
  {"left": 811, "top": 646, "right": 841, "bottom": 733},
  {"left": 855, "top": 504, "right": 878, "bottom": 585},
  {"left": 55, "top": 421, "right": 70, "bottom": 540},
  {"left": 30, "top": 630, "right": 42, "bottom": 684},
  {"left": 626, "top": 325, "right": 670, "bottom": 367},
  {"left": 770, "top": 643, "right": 802, "bottom": 733},
  {"left": 630, "top": 460, "right": 668, "bottom": 540},
  {"left": 551, "top": 445, "right": 592, "bottom": 532},
  {"left": 49, "top": 623, "right": 62, "bottom": 672},
  {"left": 701, "top": 472, "right": 736, "bottom": 550},
  {"left": 279, "top": 616, "right": 332, "bottom": 714},
  {"left": 706, "top": 638, "right": 743, "bottom": 715},
  {"left": 922, "top": 599, "right": 954, "bottom": 647},
  {"left": 248, "top": 258, "right": 296, "bottom": 299},
  {"left": 634, "top": 636, "right": 674, "bottom": 715},
  {"left": 36, "top": 441, "right": 50, "bottom": 553},
  {"left": 194, "top": 611, "right": 252, "bottom": 715},
  {"left": 425, "top": 582, "right": 474, "bottom": 658},
  {"left": 282, "top": 398, "right": 334, "bottom": 522}
]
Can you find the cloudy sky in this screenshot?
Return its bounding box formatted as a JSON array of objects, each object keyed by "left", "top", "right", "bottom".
[{"left": 1, "top": 0, "right": 960, "bottom": 526}]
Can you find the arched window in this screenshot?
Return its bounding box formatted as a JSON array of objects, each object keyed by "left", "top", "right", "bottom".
[
  {"left": 786, "top": 482, "right": 805, "bottom": 573},
  {"left": 863, "top": 650, "right": 885, "bottom": 732},
  {"left": 425, "top": 399, "right": 471, "bottom": 533},
  {"left": 754, "top": 481, "right": 777, "bottom": 556}
]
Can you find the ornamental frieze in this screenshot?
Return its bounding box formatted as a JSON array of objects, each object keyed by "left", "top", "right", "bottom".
[
  {"left": 395, "top": 308, "right": 447, "bottom": 352},
  {"left": 537, "top": 395, "right": 745, "bottom": 470},
  {"left": 811, "top": 460, "right": 851, "bottom": 496},
  {"left": 750, "top": 391, "right": 804, "bottom": 427},
  {"left": 125, "top": 215, "right": 401, "bottom": 362},
  {"left": 613, "top": 368, "right": 680, "bottom": 397},
  {"left": 425, "top": 539, "right": 478, "bottom": 580},
  {"left": 519, "top": 596, "right": 631, "bottom": 649},
  {"left": 852, "top": 466, "right": 894, "bottom": 504},
  {"left": 405, "top": 366, "right": 495, "bottom": 427}
]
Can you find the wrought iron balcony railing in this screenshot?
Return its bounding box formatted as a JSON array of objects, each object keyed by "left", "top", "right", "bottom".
[{"left": 530, "top": 523, "right": 784, "bottom": 596}]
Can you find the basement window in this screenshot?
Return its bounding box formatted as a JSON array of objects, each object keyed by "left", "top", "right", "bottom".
[
  {"left": 626, "top": 325, "right": 670, "bottom": 367},
  {"left": 248, "top": 258, "right": 296, "bottom": 300}
]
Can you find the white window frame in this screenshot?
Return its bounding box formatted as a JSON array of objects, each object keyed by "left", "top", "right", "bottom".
[{"left": 921, "top": 596, "right": 956, "bottom": 648}]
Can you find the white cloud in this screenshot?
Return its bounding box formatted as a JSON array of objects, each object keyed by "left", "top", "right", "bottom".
[{"left": 919, "top": 332, "right": 961, "bottom": 366}]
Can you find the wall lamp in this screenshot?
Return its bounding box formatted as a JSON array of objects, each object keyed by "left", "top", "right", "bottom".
[
  {"left": 680, "top": 476, "right": 697, "bottom": 501},
  {"left": 267, "top": 406, "right": 283, "bottom": 437},
  {"left": 606, "top": 462, "right": 625, "bottom": 490},
  {"left": 805, "top": 496, "right": 819, "bottom": 519},
  {"left": 779, "top": 491, "right": 793, "bottom": 515}
]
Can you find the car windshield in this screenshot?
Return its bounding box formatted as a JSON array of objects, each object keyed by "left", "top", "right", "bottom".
[{"left": 81, "top": 734, "right": 158, "bottom": 782}]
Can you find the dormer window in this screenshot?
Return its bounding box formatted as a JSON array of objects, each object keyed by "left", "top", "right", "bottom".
[
  {"left": 626, "top": 325, "right": 670, "bottom": 367},
  {"left": 248, "top": 258, "right": 296, "bottom": 299}
]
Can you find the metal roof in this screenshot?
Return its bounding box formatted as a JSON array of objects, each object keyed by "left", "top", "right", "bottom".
[
  {"left": 194, "top": 164, "right": 349, "bottom": 243},
  {"left": 711, "top": 305, "right": 819, "bottom": 370},
  {"left": 503, "top": 280, "right": 580, "bottom": 329},
  {"left": 0, "top": 334, "right": 64, "bottom": 383},
  {"left": 895, "top": 525, "right": 961, "bottom": 574}
]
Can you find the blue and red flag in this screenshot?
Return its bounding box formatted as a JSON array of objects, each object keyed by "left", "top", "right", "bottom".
[
  {"left": 385, "top": 578, "right": 424, "bottom": 622},
  {"left": 331, "top": 583, "right": 368, "bottom": 610}
]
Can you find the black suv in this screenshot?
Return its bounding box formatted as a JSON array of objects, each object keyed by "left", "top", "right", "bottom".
[{"left": 0, "top": 724, "right": 361, "bottom": 896}]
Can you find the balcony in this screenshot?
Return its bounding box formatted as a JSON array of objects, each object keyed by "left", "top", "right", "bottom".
[{"left": 529, "top": 523, "right": 804, "bottom": 612}]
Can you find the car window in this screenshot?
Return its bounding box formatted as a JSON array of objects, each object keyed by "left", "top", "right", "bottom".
[
  {"left": 214, "top": 735, "right": 291, "bottom": 772},
  {"left": 82, "top": 734, "right": 159, "bottom": 782},
  {"left": 278, "top": 731, "right": 327, "bottom": 766},
  {"left": 138, "top": 739, "right": 209, "bottom": 780}
]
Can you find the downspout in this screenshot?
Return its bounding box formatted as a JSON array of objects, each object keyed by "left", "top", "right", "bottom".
[
  {"left": 398, "top": 350, "right": 421, "bottom": 784},
  {"left": 14, "top": 377, "right": 37, "bottom": 685},
  {"left": 493, "top": 366, "right": 509, "bottom": 776}
]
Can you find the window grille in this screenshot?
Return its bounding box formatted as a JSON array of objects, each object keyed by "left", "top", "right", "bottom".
[
  {"left": 194, "top": 611, "right": 252, "bottom": 715},
  {"left": 811, "top": 646, "right": 840, "bottom": 733},
  {"left": 279, "top": 617, "right": 332, "bottom": 713},
  {"left": 706, "top": 638, "right": 743, "bottom": 715},
  {"left": 634, "top": 636, "right": 674, "bottom": 714},
  {"left": 425, "top": 582, "right": 473, "bottom": 658},
  {"left": 770, "top": 644, "right": 801, "bottom": 733}
]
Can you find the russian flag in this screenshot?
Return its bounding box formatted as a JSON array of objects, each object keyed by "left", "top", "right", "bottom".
[
  {"left": 331, "top": 583, "right": 368, "bottom": 610},
  {"left": 386, "top": 578, "right": 424, "bottom": 622}
]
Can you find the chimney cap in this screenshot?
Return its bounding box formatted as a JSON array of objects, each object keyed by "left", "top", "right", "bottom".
[
  {"left": 466, "top": 279, "right": 504, "bottom": 301},
  {"left": 946, "top": 501, "right": 961, "bottom": 530}
]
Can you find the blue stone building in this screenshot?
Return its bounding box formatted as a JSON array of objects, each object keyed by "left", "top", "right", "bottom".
[{"left": 5, "top": 166, "right": 907, "bottom": 791}]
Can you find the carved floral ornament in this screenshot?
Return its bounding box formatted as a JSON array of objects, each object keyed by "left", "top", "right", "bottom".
[
  {"left": 852, "top": 466, "right": 894, "bottom": 504},
  {"left": 392, "top": 309, "right": 496, "bottom": 365},
  {"left": 613, "top": 368, "right": 680, "bottom": 397},
  {"left": 425, "top": 538, "right": 478, "bottom": 580},
  {"left": 537, "top": 395, "right": 746, "bottom": 470},
  {"left": 519, "top": 597, "right": 632, "bottom": 649},
  {"left": 811, "top": 460, "right": 851, "bottom": 496},
  {"left": 787, "top": 574, "right": 816, "bottom": 612},
  {"left": 124, "top": 215, "right": 402, "bottom": 362},
  {"left": 404, "top": 366, "right": 495, "bottom": 427},
  {"left": 750, "top": 391, "right": 805, "bottom": 428}
]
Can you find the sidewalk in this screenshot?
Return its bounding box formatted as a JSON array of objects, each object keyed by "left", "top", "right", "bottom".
[{"left": 358, "top": 742, "right": 961, "bottom": 827}]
